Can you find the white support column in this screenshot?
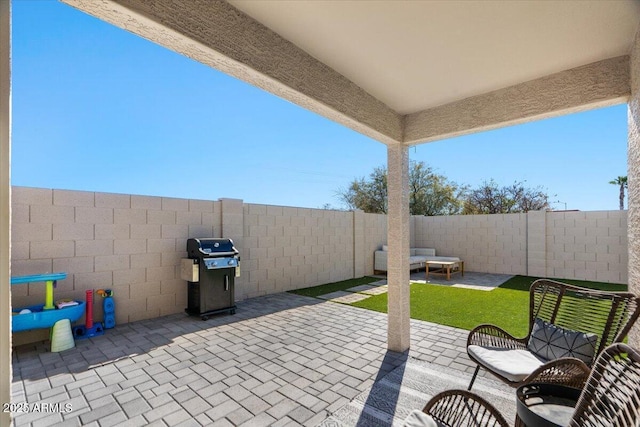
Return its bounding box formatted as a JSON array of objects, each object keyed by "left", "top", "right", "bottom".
[
  {"left": 0, "top": 0, "right": 11, "bottom": 426},
  {"left": 387, "top": 144, "right": 410, "bottom": 352},
  {"left": 628, "top": 26, "right": 640, "bottom": 346}
]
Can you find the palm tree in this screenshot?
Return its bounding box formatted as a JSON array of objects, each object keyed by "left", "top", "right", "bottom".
[{"left": 609, "top": 176, "right": 628, "bottom": 210}]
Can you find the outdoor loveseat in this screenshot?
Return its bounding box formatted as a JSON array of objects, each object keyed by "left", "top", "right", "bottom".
[
  {"left": 374, "top": 246, "right": 461, "bottom": 274},
  {"left": 466, "top": 279, "right": 640, "bottom": 390}
]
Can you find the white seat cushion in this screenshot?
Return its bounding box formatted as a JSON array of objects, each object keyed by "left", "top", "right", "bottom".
[
  {"left": 468, "top": 345, "right": 546, "bottom": 382},
  {"left": 403, "top": 410, "right": 441, "bottom": 427}
]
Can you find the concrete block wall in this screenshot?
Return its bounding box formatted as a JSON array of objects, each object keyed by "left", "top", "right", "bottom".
[
  {"left": 240, "top": 204, "right": 354, "bottom": 300},
  {"left": 11, "top": 186, "right": 220, "bottom": 344},
  {"left": 10, "top": 186, "right": 629, "bottom": 346},
  {"left": 11, "top": 187, "right": 364, "bottom": 342},
  {"left": 413, "top": 213, "right": 528, "bottom": 275},
  {"left": 546, "top": 210, "right": 628, "bottom": 283},
  {"left": 413, "top": 210, "right": 627, "bottom": 283}
]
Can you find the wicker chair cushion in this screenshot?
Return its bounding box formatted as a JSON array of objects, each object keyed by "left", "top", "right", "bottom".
[
  {"left": 403, "top": 409, "right": 441, "bottom": 427},
  {"left": 527, "top": 318, "right": 597, "bottom": 364},
  {"left": 467, "top": 345, "right": 545, "bottom": 382}
]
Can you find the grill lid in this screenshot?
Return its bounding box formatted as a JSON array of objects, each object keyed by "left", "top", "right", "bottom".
[{"left": 187, "top": 238, "right": 239, "bottom": 258}]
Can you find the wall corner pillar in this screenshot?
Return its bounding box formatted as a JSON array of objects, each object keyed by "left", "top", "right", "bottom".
[
  {"left": 353, "top": 209, "right": 365, "bottom": 278},
  {"left": 219, "top": 198, "right": 244, "bottom": 299},
  {"left": 526, "top": 210, "right": 547, "bottom": 277}
]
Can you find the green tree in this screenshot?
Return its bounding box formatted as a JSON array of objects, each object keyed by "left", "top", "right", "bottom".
[
  {"left": 338, "top": 161, "right": 463, "bottom": 215},
  {"left": 341, "top": 166, "right": 388, "bottom": 213},
  {"left": 609, "top": 176, "right": 627, "bottom": 210},
  {"left": 462, "top": 180, "right": 550, "bottom": 214}
]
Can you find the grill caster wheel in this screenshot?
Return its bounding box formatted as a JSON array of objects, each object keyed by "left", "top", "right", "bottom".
[
  {"left": 201, "top": 315, "right": 209, "bottom": 321},
  {"left": 230, "top": 309, "right": 236, "bottom": 315}
]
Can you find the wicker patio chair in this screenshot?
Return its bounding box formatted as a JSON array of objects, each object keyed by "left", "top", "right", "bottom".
[
  {"left": 569, "top": 343, "right": 640, "bottom": 426},
  {"left": 415, "top": 343, "right": 640, "bottom": 427},
  {"left": 467, "top": 279, "right": 640, "bottom": 390},
  {"left": 410, "top": 389, "right": 508, "bottom": 427}
]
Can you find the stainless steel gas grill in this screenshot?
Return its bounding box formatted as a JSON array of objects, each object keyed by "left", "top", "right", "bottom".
[{"left": 181, "top": 238, "right": 239, "bottom": 320}]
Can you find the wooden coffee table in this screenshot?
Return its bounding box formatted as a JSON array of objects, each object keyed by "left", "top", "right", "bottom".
[{"left": 425, "top": 260, "right": 464, "bottom": 281}]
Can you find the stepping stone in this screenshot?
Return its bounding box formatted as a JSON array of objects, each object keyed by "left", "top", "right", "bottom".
[
  {"left": 346, "top": 284, "right": 379, "bottom": 292},
  {"left": 316, "top": 291, "right": 371, "bottom": 303},
  {"left": 359, "top": 285, "right": 388, "bottom": 295},
  {"left": 332, "top": 293, "right": 372, "bottom": 303},
  {"left": 452, "top": 284, "right": 494, "bottom": 291},
  {"left": 317, "top": 291, "right": 351, "bottom": 300}
]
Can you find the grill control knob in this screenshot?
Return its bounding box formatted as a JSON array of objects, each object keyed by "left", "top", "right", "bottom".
[{"left": 228, "top": 259, "right": 234, "bottom": 265}]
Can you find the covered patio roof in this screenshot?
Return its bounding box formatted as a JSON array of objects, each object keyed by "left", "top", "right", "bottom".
[
  {"left": 61, "top": 0, "right": 638, "bottom": 144},
  {"left": 2, "top": 1, "right": 640, "bottom": 424}
]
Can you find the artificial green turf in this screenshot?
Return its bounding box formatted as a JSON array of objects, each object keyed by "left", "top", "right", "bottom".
[
  {"left": 350, "top": 275, "right": 627, "bottom": 336},
  {"left": 498, "top": 275, "right": 627, "bottom": 292},
  {"left": 288, "top": 276, "right": 379, "bottom": 298}
]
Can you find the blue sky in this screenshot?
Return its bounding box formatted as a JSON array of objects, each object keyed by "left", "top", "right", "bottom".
[{"left": 11, "top": 1, "right": 628, "bottom": 212}]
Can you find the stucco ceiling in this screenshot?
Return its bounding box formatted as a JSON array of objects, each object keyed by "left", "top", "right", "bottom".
[{"left": 229, "top": 0, "right": 640, "bottom": 115}]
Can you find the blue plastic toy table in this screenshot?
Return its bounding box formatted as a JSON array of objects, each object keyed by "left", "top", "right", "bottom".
[{"left": 11, "top": 273, "right": 85, "bottom": 332}]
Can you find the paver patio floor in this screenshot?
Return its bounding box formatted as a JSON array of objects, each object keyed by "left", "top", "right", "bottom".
[{"left": 11, "top": 292, "right": 490, "bottom": 427}]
